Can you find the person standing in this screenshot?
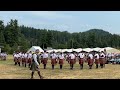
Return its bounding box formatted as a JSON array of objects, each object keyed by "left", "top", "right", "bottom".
[
  {"left": 78, "top": 52, "right": 85, "bottom": 69},
  {"left": 58, "top": 52, "right": 65, "bottom": 69},
  {"left": 69, "top": 52, "right": 76, "bottom": 70},
  {"left": 21, "top": 52, "right": 25, "bottom": 66},
  {"left": 17, "top": 52, "right": 21, "bottom": 66},
  {"left": 87, "top": 52, "right": 94, "bottom": 69},
  {"left": 66, "top": 53, "right": 70, "bottom": 63},
  {"left": 94, "top": 52, "right": 100, "bottom": 69},
  {"left": 40, "top": 52, "right": 44, "bottom": 64},
  {"left": 42, "top": 50, "right": 48, "bottom": 69},
  {"left": 50, "top": 51, "right": 57, "bottom": 69},
  {"left": 27, "top": 51, "right": 32, "bottom": 68},
  {"left": 13, "top": 52, "right": 18, "bottom": 65},
  {"left": 99, "top": 51, "right": 106, "bottom": 68},
  {"left": 24, "top": 52, "right": 28, "bottom": 67},
  {"left": 30, "top": 49, "right": 44, "bottom": 79}
]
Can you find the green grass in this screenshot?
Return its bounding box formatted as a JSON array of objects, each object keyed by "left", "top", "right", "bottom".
[{"left": 0, "top": 55, "right": 120, "bottom": 79}]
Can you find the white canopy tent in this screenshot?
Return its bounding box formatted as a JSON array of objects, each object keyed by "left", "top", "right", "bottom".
[
  {"left": 46, "top": 47, "right": 120, "bottom": 54},
  {"left": 99, "top": 47, "right": 113, "bottom": 52},
  {"left": 46, "top": 50, "right": 53, "bottom": 53},
  {"left": 27, "top": 46, "right": 44, "bottom": 53},
  {"left": 92, "top": 47, "right": 101, "bottom": 52},
  {"left": 56, "top": 49, "right": 62, "bottom": 52},
  {"left": 83, "top": 48, "right": 93, "bottom": 52},
  {"left": 61, "top": 49, "right": 68, "bottom": 52},
  {"left": 66, "top": 49, "right": 73, "bottom": 52},
  {"left": 73, "top": 48, "right": 83, "bottom": 52}
]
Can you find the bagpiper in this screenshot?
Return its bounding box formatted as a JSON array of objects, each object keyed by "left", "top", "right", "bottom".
[
  {"left": 58, "top": 52, "right": 65, "bottom": 69},
  {"left": 94, "top": 52, "right": 100, "bottom": 69},
  {"left": 78, "top": 52, "right": 85, "bottom": 69},
  {"left": 50, "top": 51, "right": 57, "bottom": 69},
  {"left": 69, "top": 52, "right": 76, "bottom": 70},
  {"left": 87, "top": 52, "right": 94, "bottom": 69},
  {"left": 30, "top": 49, "right": 44, "bottom": 79},
  {"left": 42, "top": 50, "right": 48, "bottom": 69}
]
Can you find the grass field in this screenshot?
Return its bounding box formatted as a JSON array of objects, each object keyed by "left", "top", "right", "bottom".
[{"left": 0, "top": 55, "right": 120, "bottom": 79}]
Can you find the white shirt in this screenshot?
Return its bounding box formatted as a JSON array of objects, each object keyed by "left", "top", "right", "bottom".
[
  {"left": 16, "top": 54, "right": 20, "bottom": 58},
  {"left": 24, "top": 53, "right": 28, "bottom": 58},
  {"left": 43, "top": 53, "right": 48, "bottom": 58},
  {"left": 40, "top": 54, "right": 43, "bottom": 58},
  {"left": 66, "top": 54, "right": 69, "bottom": 58},
  {"left": 21, "top": 54, "right": 25, "bottom": 58},
  {"left": 33, "top": 54, "right": 39, "bottom": 66},
  {"left": 19, "top": 53, "right": 22, "bottom": 57},
  {"left": 1, "top": 53, "right": 3, "bottom": 56},
  {"left": 14, "top": 54, "right": 17, "bottom": 58},
  {"left": 88, "top": 54, "right": 93, "bottom": 59},
  {"left": 28, "top": 53, "right": 32, "bottom": 58},
  {"left": 100, "top": 53, "right": 105, "bottom": 58},
  {"left": 51, "top": 53, "right": 57, "bottom": 59},
  {"left": 2, "top": 53, "right": 6, "bottom": 57},
  {"left": 94, "top": 54, "right": 99, "bottom": 59},
  {"left": 78, "top": 53, "right": 85, "bottom": 58},
  {"left": 69, "top": 53, "right": 75, "bottom": 59},
  {"left": 58, "top": 54, "right": 64, "bottom": 59}
]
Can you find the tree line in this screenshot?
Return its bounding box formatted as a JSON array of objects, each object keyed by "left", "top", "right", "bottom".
[{"left": 0, "top": 19, "right": 120, "bottom": 54}]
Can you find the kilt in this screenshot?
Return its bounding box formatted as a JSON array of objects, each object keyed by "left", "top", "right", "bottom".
[
  {"left": 22, "top": 58, "right": 25, "bottom": 63},
  {"left": 88, "top": 59, "right": 94, "bottom": 65},
  {"left": 95, "top": 59, "right": 99, "bottom": 64},
  {"left": 24, "top": 58, "right": 28, "bottom": 63},
  {"left": 30, "top": 62, "right": 40, "bottom": 72},
  {"left": 14, "top": 57, "right": 17, "bottom": 62},
  {"left": 79, "top": 58, "right": 84, "bottom": 64},
  {"left": 41, "top": 58, "right": 43, "bottom": 63},
  {"left": 99, "top": 58, "right": 104, "bottom": 64},
  {"left": 3, "top": 56, "right": 6, "bottom": 60},
  {"left": 42, "top": 58, "right": 48, "bottom": 64},
  {"left": 17, "top": 57, "right": 21, "bottom": 63},
  {"left": 59, "top": 59, "right": 64, "bottom": 65},
  {"left": 51, "top": 59, "right": 57, "bottom": 65},
  {"left": 27, "top": 58, "right": 32, "bottom": 64},
  {"left": 70, "top": 59, "right": 75, "bottom": 64}
]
